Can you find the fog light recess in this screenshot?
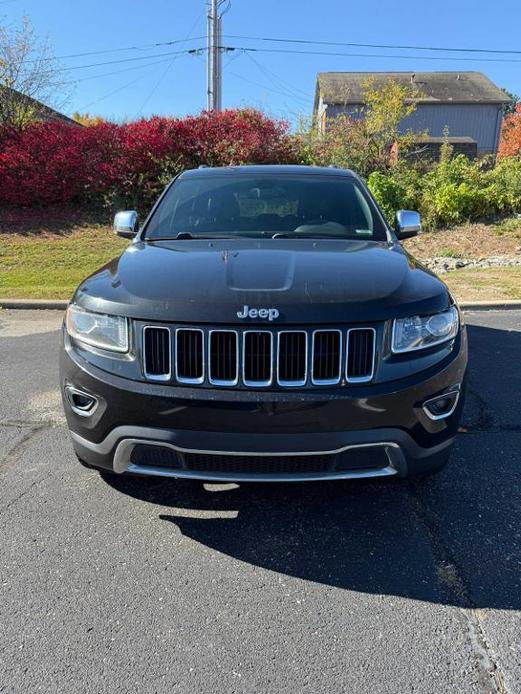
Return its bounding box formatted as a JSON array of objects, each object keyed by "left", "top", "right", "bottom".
[
  {"left": 422, "top": 389, "right": 460, "bottom": 420},
  {"left": 65, "top": 386, "right": 99, "bottom": 417}
]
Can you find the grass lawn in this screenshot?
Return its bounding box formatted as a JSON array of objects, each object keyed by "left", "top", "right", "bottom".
[
  {"left": 0, "top": 227, "right": 126, "bottom": 299},
  {"left": 441, "top": 267, "right": 521, "bottom": 302},
  {"left": 1, "top": 207, "right": 521, "bottom": 302}
]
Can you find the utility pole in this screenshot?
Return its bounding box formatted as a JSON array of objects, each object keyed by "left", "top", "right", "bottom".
[{"left": 207, "top": 0, "right": 222, "bottom": 111}]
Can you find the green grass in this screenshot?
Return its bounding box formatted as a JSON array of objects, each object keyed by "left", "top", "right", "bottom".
[
  {"left": 2, "top": 222, "right": 521, "bottom": 303},
  {"left": 437, "top": 247, "right": 460, "bottom": 258},
  {"left": 0, "top": 228, "right": 127, "bottom": 299}
]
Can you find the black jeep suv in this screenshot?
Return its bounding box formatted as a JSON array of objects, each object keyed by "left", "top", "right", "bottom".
[{"left": 60, "top": 165, "right": 467, "bottom": 481}]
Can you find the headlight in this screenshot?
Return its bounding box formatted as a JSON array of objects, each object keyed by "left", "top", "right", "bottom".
[
  {"left": 392, "top": 306, "right": 459, "bottom": 354},
  {"left": 66, "top": 305, "right": 129, "bottom": 353}
]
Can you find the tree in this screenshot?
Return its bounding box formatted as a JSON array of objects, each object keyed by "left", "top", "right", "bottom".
[
  {"left": 0, "top": 17, "right": 68, "bottom": 131},
  {"left": 299, "top": 79, "right": 421, "bottom": 177},
  {"left": 71, "top": 112, "right": 107, "bottom": 127},
  {"left": 498, "top": 103, "right": 521, "bottom": 157}
]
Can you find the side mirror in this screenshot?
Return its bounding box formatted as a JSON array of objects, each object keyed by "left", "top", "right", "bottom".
[
  {"left": 113, "top": 210, "right": 138, "bottom": 238},
  {"left": 395, "top": 210, "right": 421, "bottom": 239}
]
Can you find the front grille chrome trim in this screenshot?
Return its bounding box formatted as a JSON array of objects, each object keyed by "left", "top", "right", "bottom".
[
  {"left": 113, "top": 437, "right": 400, "bottom": 481},
  {"left": 208, "top": 329, "right": 239, "bottom": 386},
  {"left": 175, "top": 328, "right": 205, "bottom": 385},
  {"left": 242, "top": 330, "right": 274, "bottom": 387},
  {"left": 346, "top": 327, "right": 376, "bottom": 384},
  {"left": 140, "top": 324, "right": 378, "bottom": 389},
  {"left": 142, "top": 326, "right": 171, "bottom": 381},
  {"left": 276, "top": 330, "right": 308, "bottom": 387},
  {"left": 311, "top": 329, "right": 343, "bottom": 386}
]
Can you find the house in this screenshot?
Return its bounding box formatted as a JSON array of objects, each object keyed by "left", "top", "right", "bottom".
[
  {"left": 313, "top": 71, "right": 510, "bottom": 156},
  {"left": 0, "top": 86, "right": 79, "bottom": 127}
]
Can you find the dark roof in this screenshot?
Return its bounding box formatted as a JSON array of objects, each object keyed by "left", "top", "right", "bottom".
[
  {"left": 180, "top": 165, "right": 357, "bottom": 178},
  {"left": 0, "top": 87, "right": 80, "bottom": 126},
  {"left": 314, "top": 71, "right": 511, "bottom": 110}
]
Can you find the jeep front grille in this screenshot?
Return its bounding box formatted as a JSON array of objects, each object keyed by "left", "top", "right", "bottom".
[
  {"left": 209, "top": 330, "right": 239, "bottom": 385},
  {"left": 243, "top": 331, "right": 273, "bottom": 386},
  {"left": 175, "top": 329, "right": 204, "bottom": 384},
  {"left": 312, "top": 329, "right": 342, "bottom": 385},
  {"left": 143, "top": 326, "right": 171, "bottom": 380},
  {"left": 141, "top": 325, "right": 376, "bottom": 388},
  {"left": 277, "top": 331, "right": 307, "bottom": 386},
  {"left": 346, "top": 328, "right": 376, "bottom": 383}
]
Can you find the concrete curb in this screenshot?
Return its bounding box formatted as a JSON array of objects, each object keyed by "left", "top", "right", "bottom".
[
  {"left": 459, "top": 300, "right": 521, "bottom": 311},
  {"left": 2, "top": 299, "right": 521, "bottom": 312},
  {"left": 0, "top": 299, "right": 69, "bottom": 310}
]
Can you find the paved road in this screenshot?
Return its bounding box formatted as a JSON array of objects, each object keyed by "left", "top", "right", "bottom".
[{"left": 0, "top": 309, "right": 520, "bottom": 694}]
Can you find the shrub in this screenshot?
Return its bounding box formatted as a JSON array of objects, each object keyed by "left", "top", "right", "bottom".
[
  {"left": 0, "top": 109, "right": 296, "bottom": 210},
  {"left": 369, "top": 153, "right": 521, "bottom": 230}
]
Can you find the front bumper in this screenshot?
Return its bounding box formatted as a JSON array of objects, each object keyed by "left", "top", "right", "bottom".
[{"left": 60, "top": 330, "right": 467, "bottom": 481}]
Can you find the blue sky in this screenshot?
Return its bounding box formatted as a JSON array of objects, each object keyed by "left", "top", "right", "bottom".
[{"left": 2, "top": 0, "right": 521, "bottom": 126}]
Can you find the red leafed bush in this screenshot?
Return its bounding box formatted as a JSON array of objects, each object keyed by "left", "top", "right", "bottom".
[
  {"left": 498, "top": 103, "right": 521, "bottom": 158},
  {"left": 0, "top": 109, "right": 297, "bottom": 209}
]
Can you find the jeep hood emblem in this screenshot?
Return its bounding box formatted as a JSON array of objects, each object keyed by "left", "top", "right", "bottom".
[{"left": 237, "top": 305, "right": 279, "bottom": 321}]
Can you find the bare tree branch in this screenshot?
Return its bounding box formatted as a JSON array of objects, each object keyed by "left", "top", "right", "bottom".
[{"left": 0, "top": 16, "right": 70, "bottom": 131}]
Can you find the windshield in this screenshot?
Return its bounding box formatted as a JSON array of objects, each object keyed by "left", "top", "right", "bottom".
[{"left": 144, "top": 174, "right": 389, "bottom": 241}]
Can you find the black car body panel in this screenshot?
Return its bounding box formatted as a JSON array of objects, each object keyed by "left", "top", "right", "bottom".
[
  {"left": 60, "top": 165, "right": 468, "bottom": 482},
  {"left": 74, "top": 239, "right": 450, "bottom": 324}
]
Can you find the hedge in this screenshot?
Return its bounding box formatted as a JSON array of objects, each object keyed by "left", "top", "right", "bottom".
[
  {"left": 1, "top": 109, "right": 520, "bottom": 230},
  {"left": 0, "top": 109, "right": 297, "bottom": 210}
]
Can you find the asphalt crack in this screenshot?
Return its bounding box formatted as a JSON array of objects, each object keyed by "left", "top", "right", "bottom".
[
  {"left": 0, "top": 422, "right": 53, "bottom": 472},
  {"left": 406, "top": 480, "right": 509, "bottom": 694}
]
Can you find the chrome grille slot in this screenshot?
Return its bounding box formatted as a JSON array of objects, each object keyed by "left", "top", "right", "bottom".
[
  {"left": 209, "top": 330, "right": 239, "bottom": 385},
  {"left": 277, "top": 331, "right": 307, "bottom": 386},
  {"left": 243, "top": 331, "right": 273, "bottom": 386},
  {"left": 346, "top": 328, "right": 376, "bottom": 382},
  {"left": 176, "top": 329, "right": 204, "bottom": 384},
  {"left": 141, "top": 324, "right": 378, "bottom": 388},
  {"left": 312, "top": 330, "right": 342, "bottom": 385},
  {"left": 143, "top": 326, "right": 171, "bottom": 380}
]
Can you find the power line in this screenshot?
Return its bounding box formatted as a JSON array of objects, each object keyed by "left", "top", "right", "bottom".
[
  {"left": 48, "top": 33, "right": 521, "bottom": 68},
  {"left": 224, "top": 45, "right": 521, "bottom": 64},
  {"left": 62, "top": 56, "right": 185, "bottom": 85},
  {"left": 55, "top": 47, "right": 206, "bottom": 73},
  {"left": 22, "top": 36, "right": 207, "bottom": 64},
  {"left": 137, "top": 6, "right": 206, "bottom": 115},
  {"left": 243, "top": 51, "right": 312, "bottom": 101},
  {"left": 76, "top": 73, "right": 153, "bottom": 111},
  {"left": 226, "top": 33, "right": 521, "bottom": 57},
  {"left": 25, "top": 39, "right": 521, "bottom": 89},
  {"left": 228, "top": 69, "right": 309, "bottom": 104}
]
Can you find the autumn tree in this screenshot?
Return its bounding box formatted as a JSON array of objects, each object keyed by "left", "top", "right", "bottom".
[
  {"left": 498, "top": 103, "right": 521, "bottom": 158},
  {"left": 71, "top": 112, "right": 107, "bottom": 127},
  {"left": 0, "top": 17, "right": 68, "bottom": 131}
]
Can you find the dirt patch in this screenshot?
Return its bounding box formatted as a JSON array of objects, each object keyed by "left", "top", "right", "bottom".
[{"left": 404, "top": 218, "right": 521, "bottom": 260}]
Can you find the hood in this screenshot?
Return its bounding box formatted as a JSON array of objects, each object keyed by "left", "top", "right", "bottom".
[{"left": 74, "top": 239, "right": 450, "bottom": 323}]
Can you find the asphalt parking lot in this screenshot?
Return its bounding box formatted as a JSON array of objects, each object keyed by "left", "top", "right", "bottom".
[{"left": 0, "top": 309, "right": 520, "bottom": 694}]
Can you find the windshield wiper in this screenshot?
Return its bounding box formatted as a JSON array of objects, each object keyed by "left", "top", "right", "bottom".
[
  {"left": 271, "top": 232, "right": 349, "bottom": 240},
  {"left": 146, "top": 232, "right": 241, "bottom": 241}
]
